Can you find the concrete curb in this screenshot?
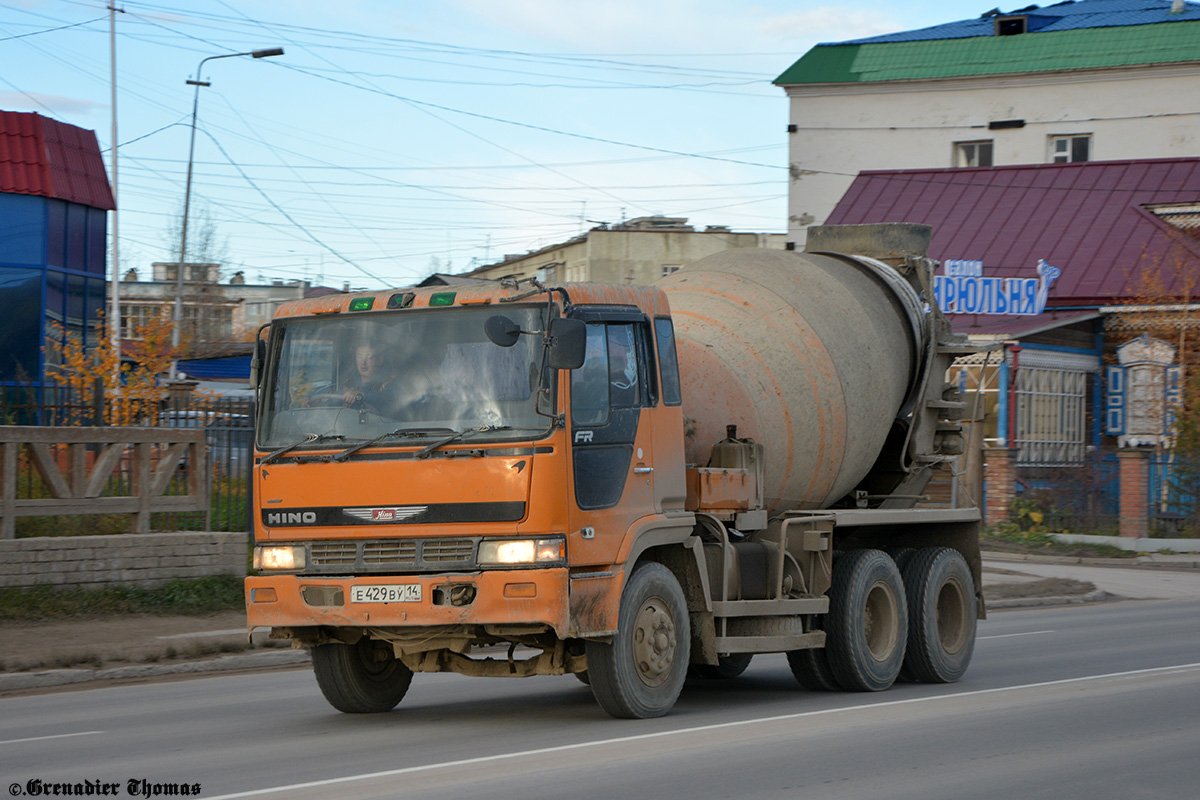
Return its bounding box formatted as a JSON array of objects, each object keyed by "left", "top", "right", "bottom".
[
  {"left": 0, "top": 649, "right": 311, "bottom": 692},
  {"left": 986, "top": 589, "right": 1114, "bottom": 609},
  {"left": 982, "top": 551, "right": 1200, "bottom": 570}
]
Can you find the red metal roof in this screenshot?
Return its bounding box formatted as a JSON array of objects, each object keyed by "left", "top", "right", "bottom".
[
  {"left": 826, "top": 158, "right": 1200, "bottom": 306},
  {"left": 949, "top": 309, "right": 1101, "bottom": 339},
  {"left": 0, "top": 110, "right": 115, "bottom": 210}
]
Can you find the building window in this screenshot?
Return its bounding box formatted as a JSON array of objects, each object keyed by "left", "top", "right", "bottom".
[
  {"left": 182, "top": 305, "right": 233, "bottom": 342},
  {"left": 661, "top": 264, "right": 681, "bottom": 278},
  {"left": 1015, "top": 367, "right": 1088, "bottom": 466},
  {"left": 954, "top": 141, "right": 993, "bottom": 168},
  {"left": 1050, "top": 135, "right": 1090, "bottom": 163},
  {"left": 994, "top": 15, "right": 1028, "bottom": 35},
  {"left": 120, "top": 304, "right": 164, "bottom": 340}
]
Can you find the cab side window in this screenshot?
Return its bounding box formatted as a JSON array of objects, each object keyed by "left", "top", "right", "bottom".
[
  {"left": 571, "top": 321, "right": 652, "bottom": 425},
  {"left": 571, "top": 323, "right": 610, "bottom": 426},
  {"left": 607, "top": 324, "right": 640, "bottom": 408},
  {"left": 654, "top": 317, "right": 681, "bottom": 406}
]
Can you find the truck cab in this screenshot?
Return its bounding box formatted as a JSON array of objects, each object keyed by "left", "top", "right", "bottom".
[{"left": 246, "top": 280, "right": 698, "bottom": 716}]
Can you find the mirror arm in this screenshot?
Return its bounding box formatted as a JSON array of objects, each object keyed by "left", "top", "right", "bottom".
[{"left": 250, "top": 322, "right": 271, "bottom": 396}]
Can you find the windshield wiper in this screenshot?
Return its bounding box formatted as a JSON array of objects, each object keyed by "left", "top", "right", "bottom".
[
  {"left": 329, "top": 427, "right": 453, "bottom": 463},
  {"left": 415, "top": 425, "right": 513, "bottom": 459},
  {"left": 260, "top": 433, "right": 344, "bottom": 465}
]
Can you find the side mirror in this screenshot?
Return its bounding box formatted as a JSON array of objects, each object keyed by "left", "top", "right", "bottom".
[
  {"left": 484, "top": 315, "right": 522, "bottom": 348},
  {"left": 249, "top": 332, "right": 268, "bottom": 388},
  {"left": 547, "top": 318, "right": 586, "bottom": 370}
]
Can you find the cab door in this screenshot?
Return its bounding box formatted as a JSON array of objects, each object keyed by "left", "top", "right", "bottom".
[{"left": 567, "top": 312, "right": 658, "bottom": 567}]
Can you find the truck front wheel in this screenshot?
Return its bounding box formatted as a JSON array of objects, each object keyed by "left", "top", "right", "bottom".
[
  {"left": 825, "top": 548, "right": 908, "bottom": 692},
  {"left": 311, "top": 639, "right": 413, "bottom": 713},
  {"left": 586, "top": 562, "right": 691, "bottom": 719},
  {"left": 901, "top": 547, "right": 977, "bottom": 683}
]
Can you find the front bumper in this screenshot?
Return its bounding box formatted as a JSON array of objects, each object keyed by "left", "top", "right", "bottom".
[{"left": 245, "top": 568, "right": 570, "bottom": 637}]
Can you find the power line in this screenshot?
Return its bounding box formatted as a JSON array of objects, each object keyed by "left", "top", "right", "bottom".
[
  {"left": 111, "top": 143, "right": 784, "bottom": 171},
  {"left": 108, "top": 0, "right": 775, "bottom": 79},
  {"left": 205, "top": 0, "right": 652, "bottom": 216},
  {"left": 0, "top": 15, "right": 105, "bottom": 41},
  {"left": 269, "top": 59, "right": 784, "bottom": 170},
  {"left": 199, "top": 126, "right": 389, "bottom": 284}
]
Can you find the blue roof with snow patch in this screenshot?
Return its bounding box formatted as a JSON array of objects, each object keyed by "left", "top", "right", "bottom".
[{"left": 837, "top": 0, "right": 1200, "bottom": 45}]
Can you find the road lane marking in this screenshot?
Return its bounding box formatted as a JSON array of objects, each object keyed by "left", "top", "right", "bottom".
[
  {"left": 0, "top": 731, "right": 103, "bottom": 746},
  {"left": 203, "top": 661, "right": 1200, "bottom": 800},
  {"left": 979, "top": 629, "right": 1056, "bottom": 640},
  {"left": 155, "top": 630, "right": 246, "bottom": 640}
]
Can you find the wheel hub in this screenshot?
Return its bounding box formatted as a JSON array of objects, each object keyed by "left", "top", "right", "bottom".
[
  {"left": 937, "top": 577, "right": 968, "bottom": 654},
  {"left": 863, "top": 581, "right": 899, "bottom": 661},
  {"left": 632, "top": 597, "right": 676, "bottom": 687}
]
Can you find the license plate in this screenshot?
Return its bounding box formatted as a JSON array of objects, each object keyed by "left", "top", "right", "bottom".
[{"left": 350, "top": 584, "right": 422, "bottom": 604}]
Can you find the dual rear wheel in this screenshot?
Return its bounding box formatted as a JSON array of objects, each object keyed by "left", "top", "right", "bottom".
[{"left": 788, "top": 546, "right": 976, "bottom": 692}]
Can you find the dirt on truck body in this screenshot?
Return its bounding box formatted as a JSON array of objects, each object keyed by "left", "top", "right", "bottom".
[{"left": 246, "top": 223, "right": 985, "bottom": 719}]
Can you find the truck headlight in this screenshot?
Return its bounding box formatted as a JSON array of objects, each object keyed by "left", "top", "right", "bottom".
[
  {"left": 254, "top": 545, "right": 306, "bottom": 571},
  {"left": 478, "top": 538, "right": 564, "bottom": 566}
]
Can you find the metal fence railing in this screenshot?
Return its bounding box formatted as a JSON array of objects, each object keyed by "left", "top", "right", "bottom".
[
  {"left": 1149, "top": 452, "right": 1199, "bottom": 537},
  {"left": 0, "top": 383, "right": 254, "bottom": 535},
  {"left": 1016, "top": 449, "right": 1200, "bottom": 536},
  {"left": 1016, "top": 452, "right": 1120, "bottom": 534}
]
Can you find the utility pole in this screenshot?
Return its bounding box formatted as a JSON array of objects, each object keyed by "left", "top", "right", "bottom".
[
  {"left": 172, "top": 47, "right": 284, "bottom": 378},
  {"left": 108, "top": 5, "right": 124, "bottom": 369}
]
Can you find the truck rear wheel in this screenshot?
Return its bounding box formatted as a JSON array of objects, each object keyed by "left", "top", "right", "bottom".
[
  {"left": 825, "top": 548, "right": 907, "bottom": 692},
  {"left": 586, "top": 562, "right": 690, "bottom": 719},
  {"left": 901, "top": 547, "right": 976, "bottom": 683},
  {"left": 311, "top": 639, "right": 413, "bottom": 713}
]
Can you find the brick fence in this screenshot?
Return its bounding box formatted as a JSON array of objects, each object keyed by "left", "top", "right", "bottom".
[
  {"left": 983, "top": 447, "right": 1019, "bottom": 526},
  {"left": 1117, "top": 449, "right": 1152, "bottom": 538},
  {"left": 0, "top": 532, "right": 248, "bottom": 590}
]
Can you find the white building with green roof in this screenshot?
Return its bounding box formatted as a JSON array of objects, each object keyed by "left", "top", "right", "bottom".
[{"left": 774, "top": 0, "right": 1200, "bottom": 245}]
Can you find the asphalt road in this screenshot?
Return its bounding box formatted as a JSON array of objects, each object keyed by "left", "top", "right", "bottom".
[{"left": 3, "top": 598, "right": 1199, "bottom": 800}]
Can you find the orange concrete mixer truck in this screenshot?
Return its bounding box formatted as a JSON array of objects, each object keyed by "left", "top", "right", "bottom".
[{"left": 245, "top": 223, "right": 984, "bottom": 719}]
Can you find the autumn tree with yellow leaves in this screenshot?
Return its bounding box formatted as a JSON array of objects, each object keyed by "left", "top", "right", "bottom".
[{"left": 46, "top": 309, "right": 181, "bottom": 426}]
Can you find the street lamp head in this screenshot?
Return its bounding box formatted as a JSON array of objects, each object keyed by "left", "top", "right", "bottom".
[{"left": 171, "top": 43, "right": 284, "bottom": 370}]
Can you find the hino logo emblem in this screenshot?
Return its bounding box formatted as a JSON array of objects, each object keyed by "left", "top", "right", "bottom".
[
  {"left": 574, "top": 430, "right": 594, "bottom": 443},
  {"left": 344, "top": 506, "right": 428, "bottom": 523},
  {"left": 266, "top": 511, "right": 317, "bottom": 526}
]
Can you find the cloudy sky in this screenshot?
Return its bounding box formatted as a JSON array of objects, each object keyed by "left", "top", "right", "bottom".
[{"left": 2, "top": 0, "right": 963, "bottom": 289}]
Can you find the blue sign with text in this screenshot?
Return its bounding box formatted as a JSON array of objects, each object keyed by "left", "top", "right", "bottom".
[{"left": 934, "top": 259, "right": 1061, "bottom": 316}]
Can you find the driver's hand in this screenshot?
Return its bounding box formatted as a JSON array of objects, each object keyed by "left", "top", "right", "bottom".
[{"left": 343, "top": 389, "right": 362, "bottom": 407}]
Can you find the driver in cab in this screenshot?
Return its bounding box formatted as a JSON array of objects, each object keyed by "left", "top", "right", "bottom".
[{"left": 341, "top": 342, "right": 397, "bottom": 412}]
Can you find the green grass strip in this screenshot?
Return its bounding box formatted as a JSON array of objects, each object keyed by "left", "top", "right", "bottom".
[{"left": 0, "top": 575, "right": 245, "bottom": 622}]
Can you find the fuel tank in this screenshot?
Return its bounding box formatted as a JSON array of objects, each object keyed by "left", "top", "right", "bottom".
[{"left": 657, "top": 247, "right": 927, "bottom": 512}]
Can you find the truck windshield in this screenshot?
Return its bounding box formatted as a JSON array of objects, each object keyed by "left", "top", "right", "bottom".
[{"left": 259, "top": 305, "right": 552, "bottom": 449}]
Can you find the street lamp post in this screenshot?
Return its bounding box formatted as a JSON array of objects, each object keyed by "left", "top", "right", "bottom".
[{"left": 172, "top": 47, "right": 284, "bottom": 377}]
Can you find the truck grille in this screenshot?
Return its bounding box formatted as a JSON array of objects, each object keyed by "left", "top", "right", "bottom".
[
  {"left": 424, "top": 539, "right": 475, "bottom": 562},
  {"left": 363, "top": 541, "right": 418, "bottom": 564},
  {"left": 306, "top": 538, "right": 476, "bottom": 573},
  {"left": 310, "top": 542, "right": 356, "bottom": 565}
]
